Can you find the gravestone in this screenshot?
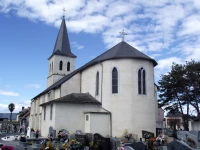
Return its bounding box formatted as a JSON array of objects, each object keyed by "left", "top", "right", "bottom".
[
  {"left": 75, "top": 134, "right": 86, "bottom": 150},
  {"left": 110, "top": 137, "right": 117, "bottom": 150},
  {"left": 27, "top": 127, "right": 31, "bottom": 138},
  {"left": 93, "top": 133, "right": 110, "bottom": 150},
  {"left": 76, "top": 130, "right": 82, "bottom": 134},
  {"left": 76, "top": 134, "right": 88, "bottom": 145},
  {"left": 49, "top": 126, "right": 56, "bottom": 138},
  {"left": 142, "top": 130, "right": 154, "bottom": 139},
  {"left": 31, "top": 131, "right": 35, "bottom": 138},
  {"left": 70, "top": 133, "right": 76, "bottom": 140},
  {"left": 124, "top": 146, "right": 135, "bottom": 150},
  {"left": 125, "top": 142, "right": 147, "bottom": 150},
  {"left": 167, "top": 140, "right": 193, "bottom": 150},
  {"left": 158, "top": 146, "right": 168, "bottom": 150}
]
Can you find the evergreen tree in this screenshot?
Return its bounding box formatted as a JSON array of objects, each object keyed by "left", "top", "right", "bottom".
[{"left": 158, "top": 60, "right": 200, "bottom": 130}]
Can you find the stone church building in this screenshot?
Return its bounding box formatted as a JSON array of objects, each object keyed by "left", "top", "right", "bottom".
[{"left": 30, "top": 17, "right": 158, "bottom": 139}]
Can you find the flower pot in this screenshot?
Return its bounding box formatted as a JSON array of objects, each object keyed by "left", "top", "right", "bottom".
[{"left": 35, "top": 134, "right": 39, "bottom": 138}]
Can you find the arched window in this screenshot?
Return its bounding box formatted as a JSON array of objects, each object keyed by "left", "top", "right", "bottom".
[
  {"left": 112, "top": 67, "right": 118, "bottom": 93},
  {"left": 50, "top": 104, "right": 53, "bottom": 120},
  {"left": 49, "top": 64, "right": 51, "bottom": 72},
  {"left": 67, "top": 62, "right": 70, "bottom": 71},
  {"left": 52, "top": 62, "right": 53, "bottom": 72},
  {"left": 138, "top": 67, "right": 146, "bottom": 94},
  {"left": 95, "top": 72, "right": 99, "bottom": 96},
  {"left": 44, "top": 106, "right": 46, "bottom": 120},
  {"left": 59, "top": 61, "right": 63, "bottom": 70}
]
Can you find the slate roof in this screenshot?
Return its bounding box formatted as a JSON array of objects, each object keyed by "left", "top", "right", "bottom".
[
  {"left": 32, "top": 41, "right": 157, "bottom": 100},
  {"left": 166, "top": 112, "right": 183, "bottom": 117},
  {"left": 49, "top": 18, "right": 76, "bottom": 59},
  {"left": 0, "top": 113, "right": 18, "bottom": 120},
  {"left": 40, "top": 93, "right": 101, "bottom": 106}
]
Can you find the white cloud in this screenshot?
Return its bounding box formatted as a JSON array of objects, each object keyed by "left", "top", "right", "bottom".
[
  {"left": 156, "top": 57, "right": 183, "bottom": 71},
  {"left": 0, "top": 90, "right": 19, "bottom": 96},
  {"left": 155, "top": 57, "right": 184, "bottom": 81},
  {"left": 0, "top": 100, "right": 31, "bottom": 113},
  {"left": 178, "top": 15, "right": 200, "bottom": 36},
  {"left": 71, "top": 41, "right": 84, "bottom": 50},
  {"left": 1, "top": 0, "right": 200, "bottom": 80},
  {"left": 25, "top": 84, "right": 41, "bottom": 89}
]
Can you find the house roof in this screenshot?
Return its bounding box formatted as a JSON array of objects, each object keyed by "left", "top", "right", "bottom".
[
  {"left": 40, "top": 93, "right": 101, "bottom": 106},
  {"left": 32, "top": 41, "right": 157, "bottom": 101},
  {"left": 166, "top": 113, "right": 183, "bottom": 117},
  {"left": 0, "top": 113, "right": 18, "bottom": 120},
  {"left": 48, "top": 18, "right": 76, "bottom": 59}
]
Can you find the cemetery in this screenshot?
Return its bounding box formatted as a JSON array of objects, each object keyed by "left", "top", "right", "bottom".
[{"left": 1, "top": 125, "right": 200, "bottom": 150}]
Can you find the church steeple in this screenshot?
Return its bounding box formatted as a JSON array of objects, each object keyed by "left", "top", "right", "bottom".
[
  {"left": 49, "top": 18, "right": 76, "bottom": 59},
  {"left": 47, "top": 17, "right": 76, "bottom": 87}
]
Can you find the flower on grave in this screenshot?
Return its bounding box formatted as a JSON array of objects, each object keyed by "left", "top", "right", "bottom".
[
  {"left": 62, "top": 139, "right": 82, "bottom": 150},
  {"left": 36, "top": 129, "right": 40, "bottom": 134},
  {"left": 93, "top": 139, "right": 102, "bottom": 149},
  {"left": 117, "top": 147, "right": 126, "bottom": 150},
  {"left": 1, "top": 145, "right": 15, "bottom": 150},
  {"left": 124, "top": 133, "right": 132, "bottom": 141},
  {"left": 89, "top": 141, "right": 94, "bottom": 148},
  {"left": 31, "top": 128, "right": 35, "bottom": 132},
  {"left": 58, "top": 129, "right": 69, "bottom": 139}
]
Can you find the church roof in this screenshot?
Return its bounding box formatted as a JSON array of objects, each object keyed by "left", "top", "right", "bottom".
[
  {"left": 93, "top": 41, "right": 157, "bottom": 66},
  {"left": 32, "top": 41, "right": 157, "bottom": 100},
  {"left": 49, "top": 18, "right": 76, "bottom": 59},
  {"left": 40, "top": 93, "right": 101, "bottom": 106}
]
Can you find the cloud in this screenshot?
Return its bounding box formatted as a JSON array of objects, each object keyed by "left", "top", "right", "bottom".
[
  {"left": 25, "top": 84, "right": 41, "bottom": 89},
  {"left": 1, "top": 0, "right": 200, "bottom": 79},
  {"left": 0, "top": 100, "right": 31, "bottom": 113},
  {"left": 71, "top": 41, "right": 84, "bottom": 50},
  {"left": 154, "top": 57, "right": 184, "bottom": 81},
  {"left": 0, "top": 90, "right": 19, "bottom": 96}
]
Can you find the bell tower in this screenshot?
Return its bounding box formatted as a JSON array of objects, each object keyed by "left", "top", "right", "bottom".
[{"left": 47, "top": 15, "right": 76, "bottom": 87}]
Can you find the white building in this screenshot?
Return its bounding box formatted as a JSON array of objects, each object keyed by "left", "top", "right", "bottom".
[{"left": 29, "top": 17, "right": 158, "bottom": 139}]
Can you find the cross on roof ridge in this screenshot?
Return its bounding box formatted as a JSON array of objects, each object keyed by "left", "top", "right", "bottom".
[
  {"left": 62, "top": 7, "right": 65, "bottom": 19},
  {"left": 119, "top": 29, "right": 128, "bottom": 41}
]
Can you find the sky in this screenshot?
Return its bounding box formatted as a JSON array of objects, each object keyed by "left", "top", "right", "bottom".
[{"left": 0, "top": 0, "right": 200, "bottom": 113}]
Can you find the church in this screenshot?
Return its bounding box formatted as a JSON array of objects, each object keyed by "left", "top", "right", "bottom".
[{"left": 29, "top": 17, "right": 158, "bottom": 139}]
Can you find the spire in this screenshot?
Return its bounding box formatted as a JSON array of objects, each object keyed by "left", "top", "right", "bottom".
[{"left": 51, "top": 18, "right": 76, "bottom": 58}]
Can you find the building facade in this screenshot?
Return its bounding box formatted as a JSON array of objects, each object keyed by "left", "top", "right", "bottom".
[{"left": 30, "top": 17, "right": 158, "bottom": 139}]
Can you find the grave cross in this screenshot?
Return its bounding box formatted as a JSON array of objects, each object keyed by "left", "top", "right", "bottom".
[{"left": 119, "top": 29, "right": 128, "bottom": 41}]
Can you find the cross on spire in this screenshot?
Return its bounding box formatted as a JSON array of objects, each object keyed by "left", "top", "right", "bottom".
[
  {"left": 119, "top": 29, "right": 128, "bottom": 41},
  {"left": 62, "top": 8, "right": 65, "bottom": 19}
]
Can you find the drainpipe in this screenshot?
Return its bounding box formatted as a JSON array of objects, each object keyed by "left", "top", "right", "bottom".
[
  {"left": 110, "top": 112, "right": 112, "bottom": 137},
  {"left": 100, "top": 63, "right": 103, "bottom": 104},
  {"left": 80, "top": 71, "right": 82, "bottom": 93},
  {"left": 60, "top": 87, "right": 61, "bottom": 97}
]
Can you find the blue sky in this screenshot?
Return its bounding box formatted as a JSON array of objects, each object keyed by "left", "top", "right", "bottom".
[{"left": 0, "top": 0, "right": 200, "bottom": 113}]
